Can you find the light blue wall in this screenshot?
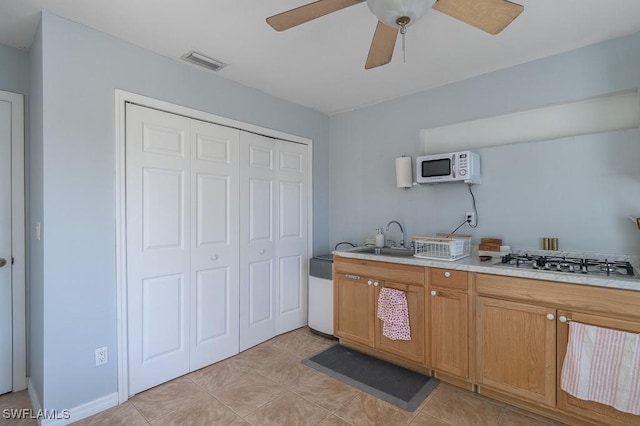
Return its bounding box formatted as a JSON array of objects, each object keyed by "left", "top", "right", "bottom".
[
  {"left": 35, "top": 12, "right": 330, "bottom": 410},
  {"left": 329, "top": 32, "right": 640, "bottom": 255},
  {"left": 0, "top": 43, "right": 29, "bottom": 95}
]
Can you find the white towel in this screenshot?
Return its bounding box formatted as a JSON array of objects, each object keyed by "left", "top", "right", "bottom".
[
  {"left": 376, "top": 288, "right": 411, "bottom": 341},
  {"left": 560, "top": 321, "right": 640, "bottom": 415}
]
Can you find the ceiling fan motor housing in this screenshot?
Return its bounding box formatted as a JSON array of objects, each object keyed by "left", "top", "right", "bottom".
[{"left": 366, "top": 0, "right": 431, "bottom": 28}]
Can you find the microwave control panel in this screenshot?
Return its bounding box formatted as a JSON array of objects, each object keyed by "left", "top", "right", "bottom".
[{"left": 458, "top": 153, "right": 469, "bottom": 177}]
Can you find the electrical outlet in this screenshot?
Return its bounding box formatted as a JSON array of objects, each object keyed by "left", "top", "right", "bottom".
[
  {"left": 95, "top": 346, "right": 108, "bottom": 366},
  {"left": 466, "top": 212, "right": 477, "bottom": 227}
]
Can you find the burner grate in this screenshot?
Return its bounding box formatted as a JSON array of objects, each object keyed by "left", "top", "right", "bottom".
[{"left": 500, "top": 253, "right": 634, "bottom": 277}]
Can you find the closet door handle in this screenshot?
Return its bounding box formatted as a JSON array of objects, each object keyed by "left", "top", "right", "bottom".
[
  {"left": 546, "top": 313, "right": 555, "bottom": 321},
  {"left": 444, "top": 271, "right": 451, "bottom": 278}
]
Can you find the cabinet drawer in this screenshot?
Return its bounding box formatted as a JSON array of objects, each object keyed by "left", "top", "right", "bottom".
[
  {"left": 431, "top": 268, "right": 468, "bottom": 291},
  {"left": 334, "top": 257, "right": 424, "bottom": 285}
]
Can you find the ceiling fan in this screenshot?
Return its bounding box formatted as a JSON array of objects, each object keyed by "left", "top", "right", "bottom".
[{"left": 266, "top": 0, "right": 524, "bottom": 69}]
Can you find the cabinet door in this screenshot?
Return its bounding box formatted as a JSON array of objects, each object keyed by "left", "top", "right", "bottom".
[
  {"left": 334, "top": 273, "right": 374, "bottom": 346},
  {"left": 430, "top": 288, "right": 468, "bottom": 379},
  {"left": 477, "top": 297, "right": 556, "bottom": 407},
  {"left": 557, "top": 311, "right": 640, "bottom": 426},
  {"left": 375, "top": 282, "right": 425, "bottom": 364}
]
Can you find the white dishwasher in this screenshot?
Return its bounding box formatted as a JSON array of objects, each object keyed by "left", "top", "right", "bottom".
[{"left": 308, "top": 254, "right": 334, "bottom": 338}]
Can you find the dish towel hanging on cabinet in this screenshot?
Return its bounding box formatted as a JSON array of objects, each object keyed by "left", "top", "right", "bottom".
[
  {"left": 376, "top": 287, "right": 411, "bottom": 341},
  {"left": 560, "top": 321, "right": 640, "bottom": 415}
]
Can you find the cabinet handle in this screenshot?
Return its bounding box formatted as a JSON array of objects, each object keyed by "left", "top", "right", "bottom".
[
  {"left": 430, "top": 290, "right": 437, "bottom": 296},
  {"left": 546, "top": 313, "right": 555, "bottom": 321},
  {"left": 345, "top": 274, "right": 361, "bottom": 280},
  {"left": 211, "top": 255, "right": 219, "bottom": 261},
  {"left": 260, "top": 249, "right": 265, "bottom": 255},
  {"left": 367, "top": 280, "right": 373, "bottom": 286},
  {"left": 373, "top": 281, "right": 379, "bottom": 287},
  {"left": 444, "top": 271, "right": 451, "bottom": 278},
  {"left": 559, "top": 316, "right": 571, "bottom": 323}
]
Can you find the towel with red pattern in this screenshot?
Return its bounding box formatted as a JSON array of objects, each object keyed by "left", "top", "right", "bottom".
[
  {"left": 561, "top": 321, "right": 640, "bottom": 415},
  {"left": 376, "top": 287, "right": 411, "bottom": 341}
]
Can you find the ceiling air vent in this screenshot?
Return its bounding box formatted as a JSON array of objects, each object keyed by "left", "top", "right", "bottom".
[{"left": 182, "top": 50, "right": 227, "bottom": 72}]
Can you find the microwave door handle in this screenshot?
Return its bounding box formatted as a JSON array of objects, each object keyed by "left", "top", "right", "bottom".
[{"left": 451, "top": 154, "right": 456, "bottom": 178}]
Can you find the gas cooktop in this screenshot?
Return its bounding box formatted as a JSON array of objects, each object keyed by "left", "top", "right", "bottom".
[{"left": 500, "top": 253, "right": 635, "bottom": 277}]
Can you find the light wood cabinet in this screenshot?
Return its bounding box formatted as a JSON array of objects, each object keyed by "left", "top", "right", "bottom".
[
  {"left": 334, "top": 259, "right": 640, "bottom": 425},
  {"left": 375, "top": 281, "right": 425, "bottom": 364},
  {"left": 429, "top": 268, "right": 469, "bottom": 380},
  {"left": 476, "top": 273, "right": 640, "bottom": 424},
  {"left": 334, "top": 257, "right": 426, "bottom": 366},
  {"left": 333, "top": 272, "right": 374, "bottom": 346},
  {"left": 476, "top": 296, "right": 556, "bottom": 407},
  {"left": 557, "top": 311, "right": 640, "bottom": 426}
]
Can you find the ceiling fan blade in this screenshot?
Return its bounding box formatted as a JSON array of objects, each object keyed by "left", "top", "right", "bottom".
[
  {"left": 267, "top": 0, "right": 363, "bottom": 31},
  {"left": 432, "top": 0, "right": 524, "bottom": 35},
  {"left": 365, "top": 21, "right": 399, "bottom": 70}
]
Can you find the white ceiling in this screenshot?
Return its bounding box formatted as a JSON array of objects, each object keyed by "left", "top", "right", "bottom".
[{"left": 2, "top": 0, "right": 640, "bottom": 115}]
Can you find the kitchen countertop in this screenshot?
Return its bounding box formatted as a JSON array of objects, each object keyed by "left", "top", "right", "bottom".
[{"left": 333, "top": 247, "right": 640, "bottom": 292}]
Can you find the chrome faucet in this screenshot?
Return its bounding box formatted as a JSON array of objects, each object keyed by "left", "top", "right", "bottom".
[{"left": 385, "top": 220, "right": 405, "bottom": 248}]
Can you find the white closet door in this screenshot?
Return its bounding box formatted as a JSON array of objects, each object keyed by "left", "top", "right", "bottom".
[
  {"left": 239, "top": 132, "right": 277, "bottom": 351},
  {"left": 0, "top": 100, "right": 12, "bottom": 394},
  {"left": 126, "top": 104, "right": 191, "bottom": 394},
  {"left": 189, "top": 120, "right": 240, "bottom": 370},
  {"left": 275, "top": 140, "right": 309, "bottom": 334}
]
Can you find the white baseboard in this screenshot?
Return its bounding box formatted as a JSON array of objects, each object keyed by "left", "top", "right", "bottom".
[
  {"left": 27, "top": 377, "right": 42, "bottom": 413},
  {"left": 27, "top": 378, "right": 119, "bottom": 426}
]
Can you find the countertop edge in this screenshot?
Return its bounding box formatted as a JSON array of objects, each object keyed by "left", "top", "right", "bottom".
[{"left": 333, "top": 250, "right": 640, "bottom": 292}]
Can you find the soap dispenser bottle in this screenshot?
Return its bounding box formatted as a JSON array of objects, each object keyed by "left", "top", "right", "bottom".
[{"left": 375, "top": 228, "right": 385, "bottom": 248}]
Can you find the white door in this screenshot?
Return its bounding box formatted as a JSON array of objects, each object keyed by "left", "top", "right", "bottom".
[
  {"left": 239, "top": 133, "right": 277, "bottom": 351},
  {"left": 239, "top": 134, "right": 310, "bottom": 350},
  {"left": 126, "top": 104, "right": 242, "bottom": 394},
  {"left": 275, "top": 140, "right": 308, "bottom": 334},
  {"left": 189, "top": 120, "right": 240, "bottom": 370},
  {"left": 0, "top": 100, "right": 12, "bottom": 394},
  {"left": 126, "top": 105, "right": 192, "bottom": 394}
]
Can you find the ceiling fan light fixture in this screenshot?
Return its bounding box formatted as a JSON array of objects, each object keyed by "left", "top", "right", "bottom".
[{"left": 366, "top": 0, "right": 430, "bottom": 28}]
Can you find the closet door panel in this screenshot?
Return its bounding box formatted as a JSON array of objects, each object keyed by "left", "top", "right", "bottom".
[
  {"left": 126, "top": 104, "right": 191, "bottom": 395},
  {"left": 240, "top": 132, "right": 277, "bottom": 351},
  {"left": 190, "top": 120, "right": 240, "bottom": 370},
  {"left": 276, "top": 141, "right": 308, "bottom": 333}
]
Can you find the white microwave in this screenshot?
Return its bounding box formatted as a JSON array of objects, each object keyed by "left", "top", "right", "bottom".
[{"left": 416, "top": 151, "right": 480, "bottom": 184}]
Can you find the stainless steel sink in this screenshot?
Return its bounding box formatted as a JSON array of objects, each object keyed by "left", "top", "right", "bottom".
[{"left": 347, "top": 246, "right": 415, "bottom": 257}]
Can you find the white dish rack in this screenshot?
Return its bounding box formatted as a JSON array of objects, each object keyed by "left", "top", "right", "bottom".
[{"left": 413, "top": 233, "right": 471, "bottom": 261}]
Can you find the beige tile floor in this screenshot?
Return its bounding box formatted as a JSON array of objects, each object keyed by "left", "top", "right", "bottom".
[{"left": 0, "top": 328, "right": 566, "bottom": 426}]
